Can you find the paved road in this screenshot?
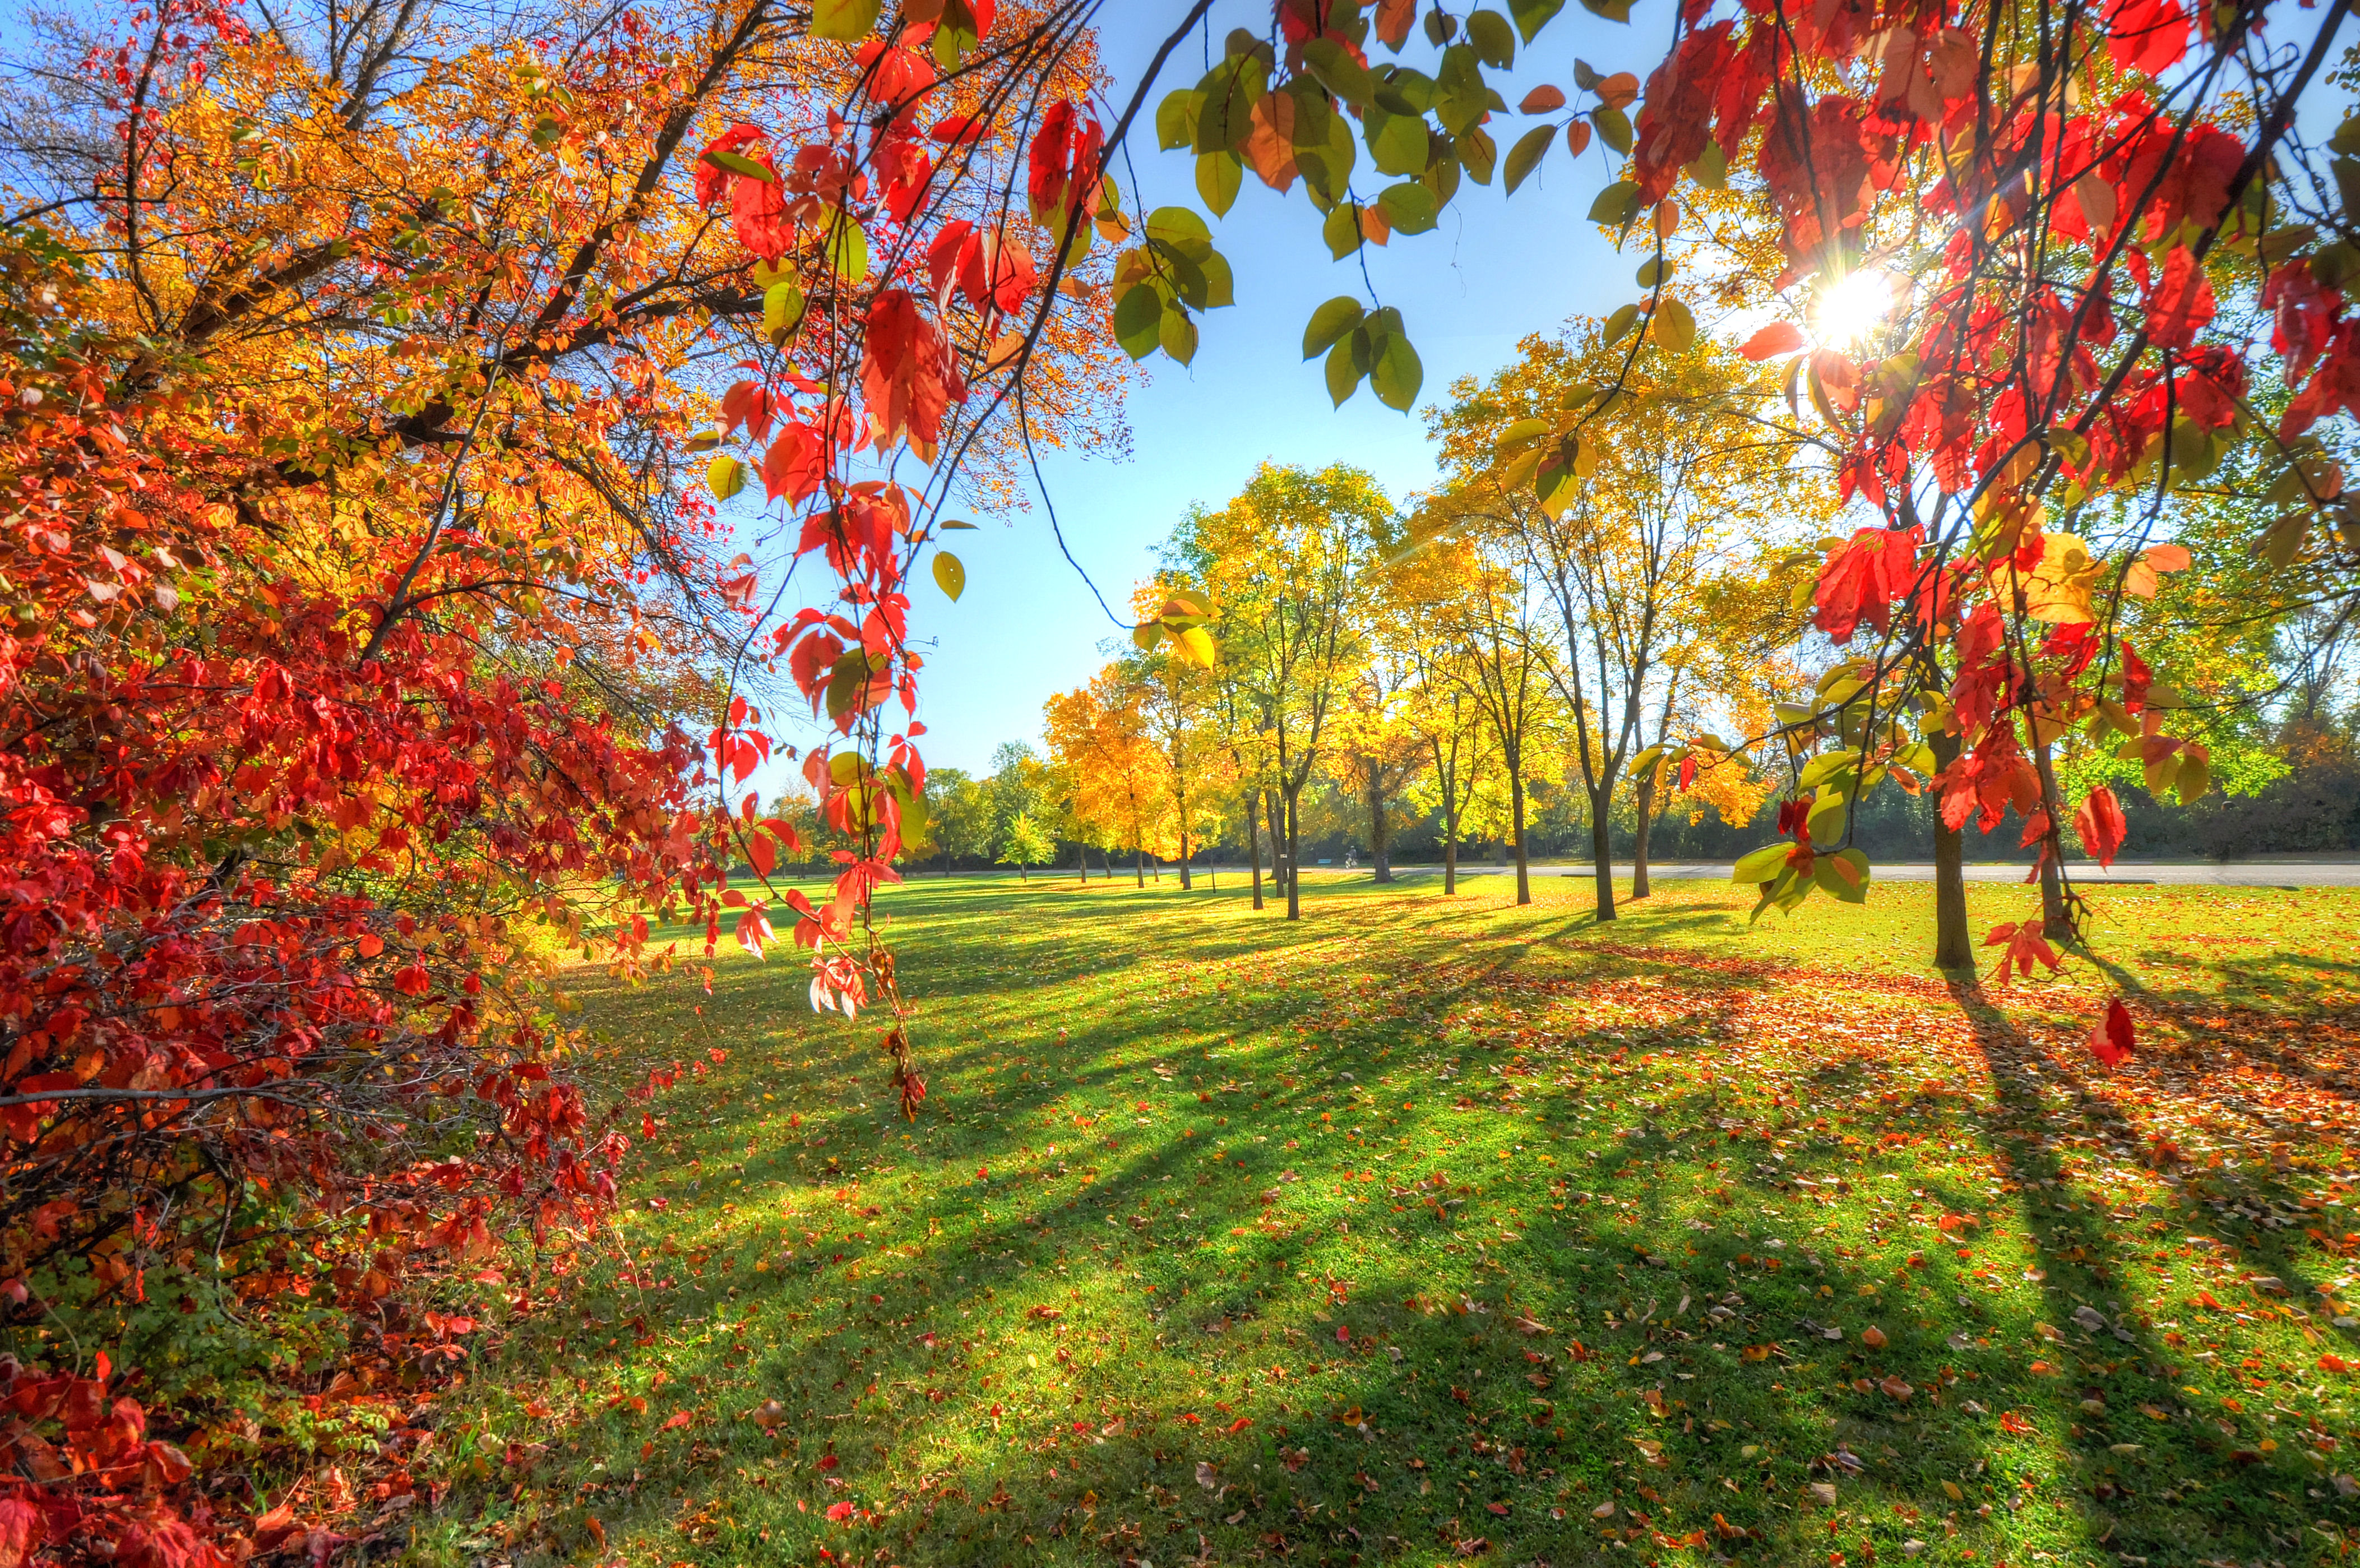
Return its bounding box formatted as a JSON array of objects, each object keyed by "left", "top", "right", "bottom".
[{"left": 1381, "top": 860, "right": 2360, "bottom": 887}]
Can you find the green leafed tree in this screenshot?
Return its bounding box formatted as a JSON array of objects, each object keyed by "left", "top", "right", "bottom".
[{"left": 996, "top": 812, "right": 1055, "bottom": 880}]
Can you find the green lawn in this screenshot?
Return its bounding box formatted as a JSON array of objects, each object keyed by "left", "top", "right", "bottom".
[{"left": 416, "top": 873, "right": 2360, "bottom": 1568}]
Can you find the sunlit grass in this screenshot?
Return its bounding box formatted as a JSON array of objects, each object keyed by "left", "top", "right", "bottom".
[{"left": 413, "top": 874, "right": 2360, "bottom": 1567}]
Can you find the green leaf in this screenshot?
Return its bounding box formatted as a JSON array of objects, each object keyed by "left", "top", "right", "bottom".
[
  {"left": 706, "top": 454, "right": 745, "bottom": 501},
  {"left": 762, "top": 280, "right": 805, "bottom": 345},
  {"left": 825, "top": 647, "right": 875, "bottom": 722},
  {"left": 1654, "top": 296, "right": 1696, "bottom": 353},
  {"left": 1685, "top": 140, "right": 1728, "bottom": 189},
  {"left": 1112, "top": 283, "right": 1163, "bottom": 359},
  {"left": 1366, "top": 108, "right": 1430, "bottom": 177},
  {"left": 1503, "top": 123, "right": 1552, "bottom": 193},
  {"left": 1369, "top": 329, "right": 1423, "bottom": 411},
  {"left": 810, "top": 0, "right": 881, "bottom": 39},
  {"left": 1465, "top": 8, "right": 1516, "bottom": 67},
  {"left": 1303, "top": 37, "right": 1376, "bottom": 105},
  {"left": 1805, "top": 789, "right": 1849, "bottom": 842},
  {"left": 1507, "top": 0, "right": 1566, "bottom": 41},
  {"left": 1144, "top": 206, "right": 1214, "bottom": 255},
  {"left": 932, "top": 551, "right": 965, "bottom": 602},
  {"left": 1602, "top": 301, "right": 1640, "bottom": 345},
  {"left": 1131, "top": 622, "right": 1162, "bottom": 651},
  {"left": 1303, "top": 297, "right": 1366, "bottom": 359},
  {"left": 939, "top": 518, "right": 978, "bottom": 529},
  {"left": 1197, "top": 247, "right": 1235, "bottom": 308},
  {"left": 686, "top": 429, "right": 723, "bottom": 452},
  {"left": 1586, "top": 179, "right": 1640, "bottom": 226},
  {"left": 1375, "top": 68, "right": 1436, "bottom": 116},
  {"left": 1323, "top": 202, "right": 1364, "bottom": 261},
  {"left": 1195, "top": 57, "right": 1266, "bottom": 152},
  {"left": 1378, "top": 181, "right": 1439, "bottom": 233},
  {"left": 1197, "top": 151, "right": 1242, "bottom": 216},
  {"left": 1812, "top": 848, "right": 1871, "bottom": 904},
  {"left": 1635, "top": 255, "right": 1672, "bottom": 287},
  {"left": 1494, "top": 415, "right": 1549, "bottom": 452},
  {"left": 1156, "top": 90, "right": 1203, "bottom": 151},
  {"left": 1578, "top": 0, "right": 1633, "bottom": 21},
  {"left": 1591, "top": 104, "right": 1633, "bottom": 155},
  {"left": 825, "top": 219, "right": 869, "bottom": 281},
  {"left": 1732, "top": 843, "right": 1790, "bottom": 885},
  {"left": 701, "top": 147, "right": 775, "bottom": 183},
  {"left": 1325, "top": 335, "right": 1363, "bottom": 406},
  {"left": 1459, "top": 125, "right": 1498, "bottom": 186},
  {"left": 1159, "top": 302, "right": 1199, "bottom": 364}
]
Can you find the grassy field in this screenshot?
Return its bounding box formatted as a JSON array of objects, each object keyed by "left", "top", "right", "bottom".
[{"left": 415, "top": 872, "right": 2360, "bottom": 1568}]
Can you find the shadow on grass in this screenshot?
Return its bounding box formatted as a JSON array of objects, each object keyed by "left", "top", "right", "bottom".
[{"left": 413, "top": 878, "right": 2359, "bottom": 1568}]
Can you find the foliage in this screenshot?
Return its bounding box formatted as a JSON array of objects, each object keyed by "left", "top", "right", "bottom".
[{"left": 993, "top": 812, "right": 1055, "bottom": 876}]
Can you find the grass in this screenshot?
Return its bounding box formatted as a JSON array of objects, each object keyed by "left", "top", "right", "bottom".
[{"left": 414, "top": 872, "right": 2360, "bottom": 1568}]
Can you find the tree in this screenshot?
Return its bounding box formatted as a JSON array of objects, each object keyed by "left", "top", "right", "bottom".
[
  {"left": 925, "top": 767, "right": 994, "bottom": 873},
  {"left": 1430, "top": 328, "right": 1810, "bottom": 921},
  {"left": 1327, "top": 614, "right": 1426, "bottom": 883},
  {"left": 1177, "top": 464, "right": 1390, "bottom": 919},
  {"left": 1126, "top": 583, "right": 1228, "bottom": 889},
  {"left": 1401, "top": 644, "right": 1493, "bottom": 897},
  {"left": 996, "top": 812, "right": 1054, "bottom": 880},
  {"left": 1045, "top": 668, "right": 1172, "bottom": 886}
]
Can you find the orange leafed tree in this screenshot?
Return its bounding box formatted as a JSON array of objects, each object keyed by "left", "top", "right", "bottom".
[{"left": 1045, "top": 668, "right": 1173, "bottom": 885}]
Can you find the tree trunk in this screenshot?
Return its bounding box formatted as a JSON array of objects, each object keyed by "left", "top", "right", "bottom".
[
  {"left": 1367, "top": 768, "right": 1394, "bottom": 884},
  {"left": 1179, "top": 826, "right": 1192, "bottom": 890},
  {"left": 1266, "top": 790, "right": 1288, "bottom": 895},
  {"left": 1442, "top": 797, "right": 1459, "bottom": 896},
  {"left": 1284, "top": 785, "right": 1303, "bottom": 921},
  {"left": 1929, "top": 729, "right": 1973, "bottom": 968},
  {"left": 1589, "top": 794, "right": 1616, "bottom": 922},
  {"left": 1246, "top": 788, "right": 1264, "bottom": 910},
  {"left": 1631, "top": 766, "right": 1655, "bottom": 899},
  {"left": 1510, "top": 762, "right": 1531, "bottom": 906},
  {"left": 1136, "top": 843, "right": 1145, "bottom": 887},
  {"left": 2033, "top": 741, "right": 2075, "bottom": 941}
]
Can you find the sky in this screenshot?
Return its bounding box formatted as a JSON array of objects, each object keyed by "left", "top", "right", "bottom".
[{"left": 742, "top": 1, "right": 1679, "bottom": 793}]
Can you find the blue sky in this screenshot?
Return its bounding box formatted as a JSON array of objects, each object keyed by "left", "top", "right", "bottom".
[{"left": 747, "top": 3, "right": 1677, "bottom": 788}]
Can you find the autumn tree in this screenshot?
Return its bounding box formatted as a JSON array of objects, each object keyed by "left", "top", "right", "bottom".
[
  {"left": 1429, "top": 328, "right": 1813, "bottom": 920},
  {"left": 1125, "top": 582, "right": 1226, "bottom": 889},
  {"left": 1401, "top": 641, "right": 1494, "bottom": 896},
  {"left": 1174, "top": 463, "right": 1391, "bottom": 919},
  {"left": 1046, "top": 667, "right": 1173, "bottom": 885}
]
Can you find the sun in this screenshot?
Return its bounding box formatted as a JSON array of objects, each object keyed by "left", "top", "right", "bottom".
[{"left": 1811, "top": 268, "right": 1895, "bottom": 349}]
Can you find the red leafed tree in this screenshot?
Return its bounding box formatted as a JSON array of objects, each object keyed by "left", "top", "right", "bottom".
[
  {"left": 1598, "top": 0, "right": 2359, "bottom": 995},
  {"left": 0, "top": 0, "right": 1125, "bottom": 1551}
]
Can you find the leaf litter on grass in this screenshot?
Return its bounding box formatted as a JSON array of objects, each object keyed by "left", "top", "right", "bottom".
[{"left": 413, "top": 877, "right": 2360, "bottom": 1568}]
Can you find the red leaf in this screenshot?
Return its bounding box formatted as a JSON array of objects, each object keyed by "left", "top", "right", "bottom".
[
  {"left": 860, "top": 290, "right": 965, "bottom": 463},
  {"left": 2104, "top": 0, "right": 2189, "bottom": 76},
  {"left": 1519, "top": 85, "right": 1567, "bottom": 113},
  {"left": 2073, "top": 785, "right": 2127, "bottom": 869},
  {"left": 826, "top": 1500, "right": 854, "bottom": 1521},
  {"left": 2086, "top": 997, "right": 2135, "bottom": 1069},
  {"left": 2145, "top": 246, "right": 2216, "bottom": 350},
  {"left": 1740, "top": 320, "right": 1806, "bottom": 360},
  {"left": 1999, "top": 1410, "right": 2036, "bottom": 1435},
  {"left": 660, "top": 1409, "right": 693, "bottom": 1431}
]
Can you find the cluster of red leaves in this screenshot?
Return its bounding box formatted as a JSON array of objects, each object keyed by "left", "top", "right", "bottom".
[
  {"left": 1628, "top": 0, "right": 2311, "bottom": 1016},
  {"left": 0, "top": 1356, "right": 219, "bottom": 1568},
  {"left": 0, "top": 221, "right": 712, "bottom": 1562},
  {"left": 679, "top": 7, "right": 1099, "bottom": 1118}
]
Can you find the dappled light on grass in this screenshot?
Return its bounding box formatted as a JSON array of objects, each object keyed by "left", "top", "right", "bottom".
[{"left": 417, "top": 877, "right": 2360, "bottom": 1567}]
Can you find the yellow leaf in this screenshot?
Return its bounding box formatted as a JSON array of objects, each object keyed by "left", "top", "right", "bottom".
[{"left": 2021, "top": 531, "right": 2099, "bottom": 623}]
